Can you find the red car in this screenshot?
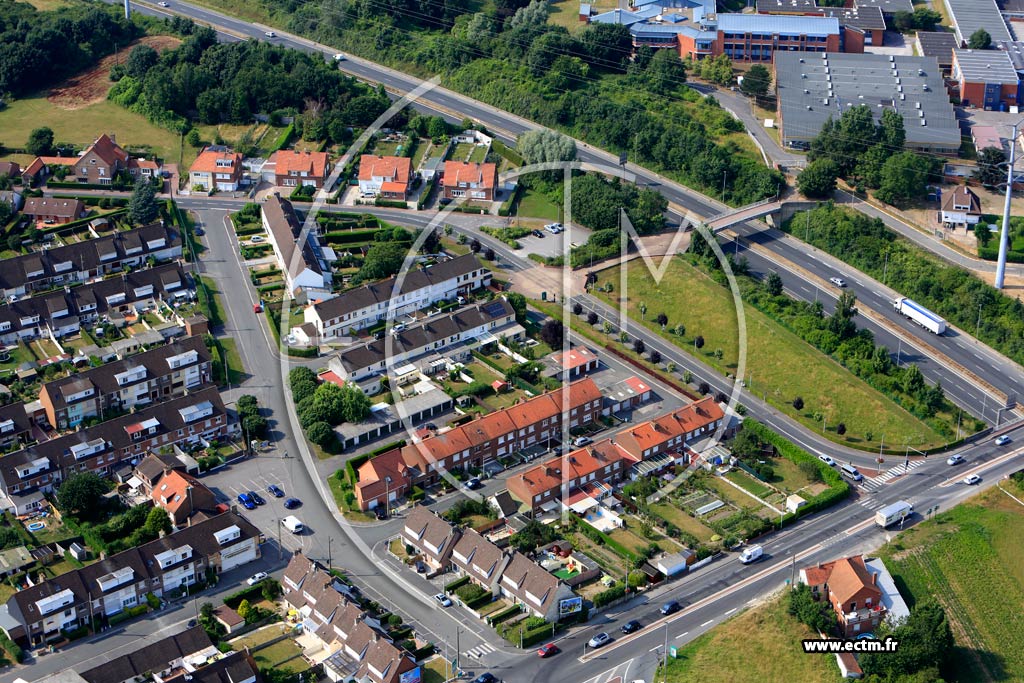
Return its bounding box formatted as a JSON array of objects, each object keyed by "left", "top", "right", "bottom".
[
  {"left": 537, "top": 643, "right": 559, "bottom": 658},
  {"left": 253, "top": 303, "right": 263, "bottom": 313}
]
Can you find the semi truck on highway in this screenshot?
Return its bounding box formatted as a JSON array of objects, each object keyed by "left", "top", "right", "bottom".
[
  {"left": 893, "top": 298, "right": 946, "bottom": 335},
  {"left": 875, "top": 501, "right": 913, "bottom": 528}
]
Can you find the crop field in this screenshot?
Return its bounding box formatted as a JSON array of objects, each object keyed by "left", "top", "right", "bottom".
[{"left": 879, "top": 481, "right": 1024, "bottom": 682}]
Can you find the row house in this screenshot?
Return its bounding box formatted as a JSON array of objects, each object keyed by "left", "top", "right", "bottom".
[
  {"left": 442, "top": 161, "right": 498, "bottom": 201},
  {"left": 281, "top": 553, "right": 418, "bottom": 683},
  {"left": 506, "top": 396, "right": 726, "bottom": 512},
  {"left": 0, "top": 387, "right": 227, "bottom": 514},
  {"left": 800, "top": 555, "right": 886, "bottom": 637},
  {"left": 357, "top": 155, "right": 413, "bottom": 200},
  {"left": 398, "top": 378, "right": 603, "bottom": 485},
  {"left": 263, "top": 149, "right": 330, "bottom": 189},
  {"left": 329, "top": 299, "right": 522, "bottom": 383},
  {"left": 38, "top": 335, "right": 212, "bottom": 429},
  {"left": 353, "top": 448, "right": 414, "bottom": 513},
  {"left": 75, "top": 625, "right": 217, "bottom": 683},
  {"left": 0, "top": 402, "right": 33, "bottom": 452},
  {"left": 0, "top": 263, "right": 191, "bottom": 345},
  {"left": 399, "top": 504, "right": 462, "bottom": 572},
  {"left": 304, "top": 254, "right": 491, "bottom": 338},
  {"left": 450, "top": 529, "right": 509, "bottom": 596},
  {"left": 498, "top": 551, "right": 575, "bottom": 622},
  {"left": 262, "top": 193, "right": 332, "bottom": 301},
  {"left": 188, "top": 146, "right": 243, "bottom": 192},
  {"left": 0, "top": 222, "right": 181, "bottom": 300},
  {"left": 4, "top": 511, "right": 261, "bottom": 647}
]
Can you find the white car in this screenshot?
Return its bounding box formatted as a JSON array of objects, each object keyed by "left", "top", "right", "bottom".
[
  {"left": 963, "top": 474, "right": 981, "bottom": 485},
  {"left": 544, "top": 223, "right": 562, "bottom": 234},
  {"left": 829, "top": 277, "right": 847, "bottom": 288},
  {"left": 994, "top": 435, "right": 1011, "bottom": 446},
  {"left": 434, "top": 593, "right": 452, "bottom": 607},
  {"left": 265, "top": 31, "right": 276, "bottom": 37},
  {"left": 250, "top": 235, "right": 265, "bottom": 243},
  {"left": 818, "top": 455, "right": 836, "bottom": 466},
  {"left": 946, "top": 454, "right": 964, "bottom": 466},
  {"left": 587, "top": 632, "right": 611, "bottom": 648},
  {"left": 247, "top": 571, "right": 269, "bottom": 585},
  {"left": 158, "top": 1, "right": 169, "bottom": 5},
  {"left": 334, "top": 53, "right": 347, "bottom": 61}
]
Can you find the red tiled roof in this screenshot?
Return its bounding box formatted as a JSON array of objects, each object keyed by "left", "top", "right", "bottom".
[
  {"left": 270, "top": 150, "right": 329, "bottom": 178},
  {"left": 624, "top": 376, "right": 650, "bottom": 394},
  {"left": 83, "top": 134, "right": 129, "bottom": 167},
  {"left": 24, "top": 158, "right": 46, "bottom": 176},
  {"left": 442, "top": 161, "right": 497, "bottom": 190},
  {"left": 355, "top": 448, "right": 412, "bottom": 502},
  {"left": 151, "top": 470, "right": 209, "bottom": 515},
  {"left": 509, "top": 439, "right": 625, "bottom": 500},
  {"left": 380, "top": 181, "right": 408, "bottom": 194},
  {"left": 553, "top": 346, "right": 598, "bottom": 371},
  {"left": 128, "top": 158, "right": 160, "bottom": 170},
  {"left": 189, "top": 147, "right": 242, "bottom": 174},
  {"left": 358, "top": 155, "right": 411, "bottom": 184},
  {"left": 37, "top": 156, "right": 76, "bottom": 167}
]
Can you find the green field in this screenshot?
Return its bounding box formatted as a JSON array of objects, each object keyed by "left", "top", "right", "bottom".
[
  {"left": 661, "top": 596, "right": 842, "bottom": 683},
  {"left": 0, "top": 97, "right": 190, "bottom": 168},
  {"left": 517, "top": 189, "right": 560, "bottom": 221},
  {"left": 879, "top": 480, "right": 1024, "bottom": 682},
  {"left": 594, "top": 259, "right": 947, "bottom": 450}
]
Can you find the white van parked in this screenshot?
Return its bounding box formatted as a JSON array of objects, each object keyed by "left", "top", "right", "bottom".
[
  {"left": 740, "top": 545, "right": 763, "bottom": 564},
  {"left": 282, "top": 516, "right": 304, "bottom": 534},
  {"left": 840, "top": 463, "right": 863, "bottom": 482}
]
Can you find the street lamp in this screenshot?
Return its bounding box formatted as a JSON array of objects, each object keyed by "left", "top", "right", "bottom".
[
  {"left": 996, "top": 118, "right": 1024, "bottom": 289},
  {"left": 384, "top": 476, "right": 392, "bottom": 519}
]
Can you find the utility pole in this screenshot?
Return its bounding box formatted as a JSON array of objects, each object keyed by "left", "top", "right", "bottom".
[
  {"left": 662, "top": 622, "right": 669, "bottom": 683},
  {"left": 124, "top": 0, "right": 130, "bottom": 19},
  {"left": 996, "top": 119, "right": 1023, "bottom": 289},
  {"left": 327, "top": 537, "right": 333, "bottom": 570},
  {"left": 277, "top": 518, "right": 283, "bottom": 561}
]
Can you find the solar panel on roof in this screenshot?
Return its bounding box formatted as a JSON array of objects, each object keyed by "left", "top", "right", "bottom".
[{"left": 482, "top": 302, "right": 506, "bottom": 317}]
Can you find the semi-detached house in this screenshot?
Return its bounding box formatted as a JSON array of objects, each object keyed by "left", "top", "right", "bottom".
[
  {"left": 0, "top": 222, "right": 181, "bottom": 299},
  {"left": 0, "top": 387, "right": 227, "bottom": 515},
  {"left": 37, "top": 335, "right": 212, "bottom": 429},
  {"left": 3, "top": 511, "right": 261, "bottom": 647},
  {"left": 399, "top": 504, "right": 461, "bottom": 572},
  {"left": 303, "top": 254, "right": 491, "bottom": 338}
]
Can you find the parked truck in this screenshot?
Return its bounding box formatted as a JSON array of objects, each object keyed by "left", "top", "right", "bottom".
[
  {"left": 893, "top": 298, "right": 947, "bottom": 335},
  {"left": 875, "top": 501, "right": 913, "bottom": 528}
]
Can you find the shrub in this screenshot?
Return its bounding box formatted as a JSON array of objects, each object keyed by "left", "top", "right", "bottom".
[
  {"left": 592, "top": 584, "right": 626, "bottom": 607},
  {"left": 444, "top": 576, "right": 470, "bottom": 592}
]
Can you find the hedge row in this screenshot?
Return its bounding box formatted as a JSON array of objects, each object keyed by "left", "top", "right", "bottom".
[
  {"left": 374, "top": 198, "right": 408, "bottom": 209},
  {"left": 574, "top": 520, "right": 639, "bottom": 565},
  {"left": 108, "top": 604, "right": 148, "bottom": 625},
  {"left": 369, "top": 440, "right": 407, "bottom": 457},
  {"left": 592, "top": 584, "right": 626, "bottom": 608},
  {"left": 257, "top": 283, "right": 285, "bottom": 293},
  {"left": 464, "top": 592, "right": 494, "bottom": 610},
  {"left": 740, "top": 419, "right": 851, "bottom": 523},
  {"left": 486, "top": 603, "right": 522, "bottom": 626},
  {"left": 0, "top": 631, "right": 25, "bottom": 663},
  {"left": 444, "top": 575, "right": 471, "bottom": 592},
  {"left": 52, "top": 194, "right": 129, "bottom": 208},
  {"left": 978, "top": 246, "right": 1024, "bottom": 264},
  {"left": 323, "top": 229, "right": 381, "bottom": 244},
  {"left": 492, "top": 139, "right": 523, "bottom": 166},
  {"left": 417, "top": 175, "right": 439, "bottom": 211},
  {"left": 36, "top": 208, "right": 127, "bottom": 234},
  {"left": 235, "top": 225, "right": 263, "bottom": 237},
  {"left": 497, "top": 184, "right": 522, "bottom": 217},
  {"left": 270, "top": 123, "right": 296, "bottom": 153},
  {"left": 223, "top": 582, "right": 265, "bottom": 608}
]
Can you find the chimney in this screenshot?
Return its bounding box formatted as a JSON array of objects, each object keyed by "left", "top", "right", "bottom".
[{"left": 871, "top": 572, "right": 877, "bottom": 585}]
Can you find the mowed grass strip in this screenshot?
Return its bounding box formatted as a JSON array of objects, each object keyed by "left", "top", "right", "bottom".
[
  {"left": 0, "top": 97, "right": 190, "bottom": 168},
  {"left": 595, "top": 259, "right": 947, "bottom": 450},
  {"left": 880, "top": 482, "right": 1024, "bottom": 682},
  {"left": 661, "top": 597, "right": 843, "bottom": 683}
]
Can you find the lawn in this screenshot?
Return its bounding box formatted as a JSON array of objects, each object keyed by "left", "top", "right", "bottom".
[
  {"left": 650, "top": 502, "right": 717, "bottom": 542},
  {"left": 517, "top": 189, "right": 560, "bottom": 221},
  {"left": 878, "top": 480, "right": 1024, "bottom": 682},
  {"left": 724, "top": 469, "right": 775, "bottom": 500},
  {"left": 0, "top": 97, "right": 190, "bottom": 168},
  {"left": 607, "top": 526, "right": 653, "bottom": 555},
  {"left": 422, "top": 656, "right": 450, "bottom": 683},
  {"left": 450, "top": 143, "right": 476, "bottom": 162},
  {"left": 594, "top": 259, "right": 948, "bottom": 450},
  {"left": 0, "top": 341, "right": 37, "bottom": 376},
  {"left": 704, "top": 476, "right": 769, "bottom": 514},
  {"left": 371, "top": 140, "right": 403, "bottom": 157},
  {"left": 219, "top": 338, "right": 245, "bottom": 384},
  {"left": 660, "top": 595, "right": 842, "bottom": 683},
  {"left": 468, "top": 145, "right": 488, "bottom": 163}
]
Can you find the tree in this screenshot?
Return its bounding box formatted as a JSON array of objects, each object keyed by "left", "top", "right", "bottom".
[
  {"left": 186, "top": 129, "right": 202, "bottom": 147},
  {"left": 506, "top": 292, "right": 527, "bottom": 324},
  {"left": 237, "top": 394, "right": 258, "bottom": 416},
  {"left": 974, "top": 146, "right": 1006, "bottom": 190},
  {"left": 645, "top": 48, "right": 687, "bottom": 95},
  {"left": 765, "top": 271, "right": 784, "bottom": 297},
  {"left": 740, "top": 65, "right": 771, "bottom": 99},
  {"left": 792, "top": 396, "right": 805, "bottom": 411},
  {"left": 128, "top": 176, "right": 159, "bottom": 225},
  {"left": 144, "top": 507, "right": 172, "bottom": 537},
  {"left": 797, "top": 159, "right": 839, "bottom": 199},
  {"left": 516, "top": 129, "right": 576, "bottom": 165},
  {"left": 236, "top": 599, "right": 251, "bottom": 622},
  {"left": 861, "top": 602, "right": 953, "bottom": 678},
  {"left": 694, "top": 335, "right": 705, "bottom": 350},
  {"left": 655, "top": 313, "right": 668, "bottom": 328},
  {"left": 243, "top": 414, "right": 268, "bottom": 439},
  {"left": 649, "top": 350, "right": 661, "bottom": 365},
  {"left": 0, "top": 201, "right": 12, "bottom": 228},
  {"left": 126, "top": 44, "right": 159, "bottom": 78},
  {"left": 974, "top": 222, "right": 993, "bottom": 247},
  {"left": 968, "top": 28, "right": 992, "bottom": 49},
  {"left": 307, "top": 421, "right": 336, "bottom": 448},
  {"left": 587, "top": 311, "right": 598, "bottom": 325},
  {"left": 836, "top": 422, "right": 847, "bottom": 435},
  {"left": 540, "top": 319, "right": 565, "bottom": 348},
  {"left": 339, "top": 384, "right": 371, "bottom": 422},
  {"left": 876, "top": 152, "right": 931, "bottom": 205},
  {"left": 354, "top": 242, "right": 407, "bottom": 283},
  {"left": 572, "top": 302, "right": 583, "bottom": 315},
  {"left": 787, "top": 584, "right": 836, "bottom": 634},
  {"left": 674, "top": 323, "right": 686, "bottom": 337},
  {"left": 633, "top": 338, "right": 645, "bottom": 354},
  {"left": 698, "top": 381, "right": 710, "bottom": 395},
  {"left": 26, "top": 127, "right": 54, "bottom": 157},
  {"left": 57, "top": 472, "right": 108, "bottom": 520},
  {"left": 470, "top": 238, "right": 481, "bottom": 253}
]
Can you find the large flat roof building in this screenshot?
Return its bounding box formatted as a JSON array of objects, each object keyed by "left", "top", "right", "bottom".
[
  {"left": 915, "top": 32, "right": 959, "bottom": 73},
  {"left": 952, "top": 48, "right": 1022, "bottom": 109},
  {"left": 943, "top": 0, "right": 1012, "bottom": 46},
  {"left": 776, "top": 52, "right": 960, "bottom": 153}
]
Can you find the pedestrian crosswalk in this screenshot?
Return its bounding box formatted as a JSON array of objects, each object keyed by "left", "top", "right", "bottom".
[
  {"left": 463, "top": 642, "right": 497, "bottom": 660},
  {"left": 859, "top": 460, "right": 926, "bottom": 491}
]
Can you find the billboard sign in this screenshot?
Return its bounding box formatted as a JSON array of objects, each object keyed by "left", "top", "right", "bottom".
[
  {"left": 400, "top": 668, "right": 422, "bottom": 683},
  {"left": 559, "top": 596, "right": 583, "bottom": 616}
]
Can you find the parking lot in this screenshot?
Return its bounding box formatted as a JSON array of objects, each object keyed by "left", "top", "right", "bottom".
[{"left": 508, "top": 222, "right": 590, "bottom": 259}]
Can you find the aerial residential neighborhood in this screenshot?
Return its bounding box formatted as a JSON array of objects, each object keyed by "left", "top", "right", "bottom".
[{"left": 0, "top": 0, "right": 1022, "bottom": 683}]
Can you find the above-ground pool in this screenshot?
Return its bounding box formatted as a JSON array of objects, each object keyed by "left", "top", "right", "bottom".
[{"left": 26, "top": 522, "right": 45, "bottom": 532}]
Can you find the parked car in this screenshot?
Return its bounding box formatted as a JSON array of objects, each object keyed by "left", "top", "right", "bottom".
[
  {"left": 573, "top": 436, "right": 592, "bottom": 447},
  {"left": 284, "top": 497, "right": 302, "bottom": 509},
  {"left": 963, "top": 474, "right": 982, "bottom": 485},
  {"left": 946, "top": 454, "right": 964, "bottom": 466},
  {"left": 434, "top": 593, "right": 452, "bottom": 607},
  {"left": 264, "top": 31, "right": 276, "bottom": 37},
  {"left": 465, "top": 477, "right": 483, "bottom": 490},
  {"left": 537, "top": 643, "right": 559, "bottom": 658},
  {"left": 249, "top": 491, "right": 266, "bottom": 506},
  {"left": 194, "top": 227, "right": 204, "bottom": 236},
  {"left": 374, "top": 506, "right": 387, "bottom": 520},
  {"left": 253, "top": 303, "right": 263, "bottom": 314},
  {"left": 473, "top": 674, "right": 497, "bottom": 683},
  {"left": 250, "top": 235, "right": 265, "bottom": 243},
  {"left": 829, "top": 277, "right": 847, "bottom": 287},
  {"left": 531, "top": 229, "right": 544, "bottom": 238},
  {"left": 187, "top": 618, "right": 197, "bottom": 628},
  {"left": 620, "top": 620, "right": 642, "bottom": 634},
  {"left": 415, "top": 561, "right": 427, "bottom": 573},
  {"left": 660, "top": 600, "right": 681, "bottom": 615},
  {"left": 237, "top": 493, "right": 256, "bottom": 510},
  {"left": 267, "top": 484, "right": 285, "bottom": 497},
  {"left": 995, "top": 435, "right": 1011, "bottom": 446},
  {"left": 247, "top": 572, "right": 269, "bottom": 586},
  {"left": 818, "top": 455, "right": 836, "bottom": 467},
  {"left": 588, "top": 632, "right": 611, "bottom": 649}
]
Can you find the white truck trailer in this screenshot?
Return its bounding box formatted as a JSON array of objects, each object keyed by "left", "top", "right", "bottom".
[
  {"left": 875, "top": 501, "right": 913, "bottom": 528},
  {"left": 893, "top": 298, "right": 947, "bottom": 335}
]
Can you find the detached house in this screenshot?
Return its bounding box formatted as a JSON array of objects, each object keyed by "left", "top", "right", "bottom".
[
  {"left": 358, "top": 155, "right": 413, "bottom": 199},
  {"left": 189, "top": 146, "right": 243, "bottom": 192},
  {"left": 71, "top": 134, "right": 160, "bottom": 185},
  {"left": 800, "top": 554, "right": 886, "bottom": 637},
  {"left": 22, "top": 198, "right": 84, "bottom": 225},
  {"left": 442, "top": 161, "right": 498, "bottom": 202},
  {"left": 939, "top": 186, "right": 982, "bottom": 229},
  {"left": 264, "top": 150, "right": 330, "bottom": 189}
]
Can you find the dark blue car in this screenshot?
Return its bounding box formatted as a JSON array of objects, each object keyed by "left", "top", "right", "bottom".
[
  {"left": 237, "top": 492, "right": 256, "bottom": 510},
  {"left": 267, "top": 484, "right": 285, "bottom": 498}
]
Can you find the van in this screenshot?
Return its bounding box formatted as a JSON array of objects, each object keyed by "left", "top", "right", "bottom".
[
  {"left": 840, "top": 463, "right": 863, "bottom": 482},
  {"left": 739, "top": 545, "right": 763, "bottom": 564},
  {"left": 282, "top": 516, "right": 304, "bottom": 534}
]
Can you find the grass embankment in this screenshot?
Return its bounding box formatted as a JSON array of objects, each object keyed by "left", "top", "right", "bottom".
[
  {"left": 878, "top": 479, "right": 1024, "bottom": 682},
  {"left": 660, "top": 597, "right": 842, "bottom": 683},
  {"left": 594, "top": 259, "right": 948, "bottom": 450}
]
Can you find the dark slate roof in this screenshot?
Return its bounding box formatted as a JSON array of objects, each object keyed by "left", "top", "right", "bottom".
[
  {"left": 916, "top": 32, "right": 959, "bottom": 65},
  {"left": 262, "top": 193, "right": 328, "bottom": 282},
  {"left": 80, "top": 626, "right": 212, "bottom": 683}
]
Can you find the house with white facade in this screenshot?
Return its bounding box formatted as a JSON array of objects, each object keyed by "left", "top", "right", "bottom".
[
  {"left": 303, "top": 254, "right": 491, "bottom": 339},
  {"left": 262, "top": 193, "right": 333, "bottom": 302},
  {"left": 939, "top": 186, "right": 982, "bottom": 229}
]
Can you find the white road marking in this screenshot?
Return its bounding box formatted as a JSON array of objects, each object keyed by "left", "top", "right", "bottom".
[
  {"left": 701, "top": 619, "right": 714, "bottom": 628},
  {"left": 675, "top": 631, "right": 689, "bottom": 639},
  {"left": 649, "top": 645, "right": 660, "bottom": 652},
  {"left": 725, "top": 608, "right": 736, "bottom": 615}
]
